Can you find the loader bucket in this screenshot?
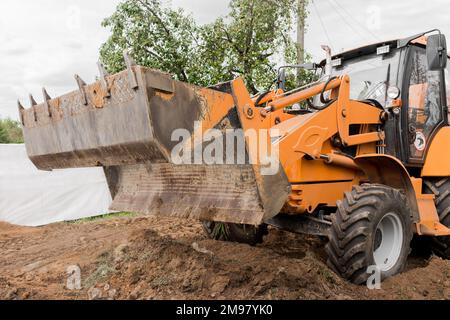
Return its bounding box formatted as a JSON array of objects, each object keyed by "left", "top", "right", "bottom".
[{"left": 20, "top": 60, "right": 290, "bottom": 225}]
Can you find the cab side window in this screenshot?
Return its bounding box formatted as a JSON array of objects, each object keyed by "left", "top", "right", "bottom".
[
  {"left": 407, "top": 47, "right": 443, "bottom": 160},
  {"left": 446, "top": 58, "right": 450, "bottom": 111}
]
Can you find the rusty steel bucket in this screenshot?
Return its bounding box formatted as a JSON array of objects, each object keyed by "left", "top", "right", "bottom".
[{"left": 20, "top": 55, "right": 290, "bottom": 225}]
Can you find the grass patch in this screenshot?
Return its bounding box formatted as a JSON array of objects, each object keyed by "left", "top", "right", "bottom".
[
  {"left": 212, "top": 223, "right": 230, "bottom": 240},
  {"left": 317, "top": 266, "right": 336, "bottom": 284},
  {"left": 68, "top": 212, "right": 138, "bottom": 225},
  {"left": 83, "top": 251, "right": 116, "bottom": 289}
]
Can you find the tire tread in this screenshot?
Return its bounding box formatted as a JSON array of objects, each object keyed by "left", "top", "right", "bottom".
[{"left": 326, "top": 184, "right": 412, "bottom": 285}]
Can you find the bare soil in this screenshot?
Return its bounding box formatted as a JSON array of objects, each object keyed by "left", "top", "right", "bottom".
[{"left": 0, "top": 215, "right": 449, "bottom": 300}]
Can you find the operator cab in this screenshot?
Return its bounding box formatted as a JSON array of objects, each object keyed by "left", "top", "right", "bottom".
[
  {"left": 320, "top": 40, "right": 400, "bottom": 109},
  {"left": 316, "top": 31, "right": 449, "bottom": 168}
]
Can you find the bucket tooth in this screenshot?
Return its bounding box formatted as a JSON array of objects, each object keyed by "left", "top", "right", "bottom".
[
  {"left": 29, "top": 94, "right": 37, "bottom": 106},
  {"left": 29, "top": 94, "right": 38, "bottom": 122},
  {"left": 97, "top": 61, "right": 111, "bottom": 97},
  {"left": 123, "top": 50, "right": 138, "bottom": 89},
  {"left": 17, "top": 100, "right": 25, "bottom": 125},
  {"left": 123, "top": 50, "right": 137, "bottom": 66},
  {"left": 97, "top": 61, "right": 109, "bottom": 77},
  {"left": 74, "top": 74, "right": 88, "bottom": 105},
  {"left": 42, "top": 87, "right": 51, "bottom": 101},
  {"left": 17, "top": 99, "right": 24, "bottom": 111},
  {"left": 42, "top": 87, "right": 52, "bottom": 117}
]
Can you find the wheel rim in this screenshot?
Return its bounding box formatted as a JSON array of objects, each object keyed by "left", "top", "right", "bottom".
[{"left": 373, "top": 212, "right": 404, "bottom": 272}]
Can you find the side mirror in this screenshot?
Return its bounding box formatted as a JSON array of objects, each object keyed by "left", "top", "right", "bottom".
[
  {"left": 427, "top": 34, "right": 447, "bottom": 71},
  {"left": 299, "top": 63, "right": 317, "bottom": 71}
]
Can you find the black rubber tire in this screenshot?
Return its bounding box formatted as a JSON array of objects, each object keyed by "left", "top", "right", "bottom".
[
  {"left": 326, "top": 184, "right": 413, "bottom": 285},
  {"left": 423, "top": 178, "right": 450, "bottom": 259},
  {"left": 202, "top": 221, "right": 268, "bottom": 246}
]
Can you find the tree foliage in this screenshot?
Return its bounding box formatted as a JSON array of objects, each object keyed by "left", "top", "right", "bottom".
[
  {"left": 100, "top": 0, "right": 308, "bottom": 94},
  {"left": 0, "top": 119, "right": 24, "bottom": 144}
]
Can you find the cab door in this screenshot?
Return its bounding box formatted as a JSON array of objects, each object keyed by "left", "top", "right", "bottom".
[
  {"left": 403, "top": 45, "right": 447, "bottom": 165},
  {"left": 446, "top": 56, "right": 450, "bottom": 120}
]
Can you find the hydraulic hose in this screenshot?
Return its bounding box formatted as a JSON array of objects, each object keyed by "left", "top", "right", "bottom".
[
  {"left": 320, "top": 76, "right": 339, "bottom": 105},
  {"left": 305, "top": 76, "right": 339, "bottom": 111}
]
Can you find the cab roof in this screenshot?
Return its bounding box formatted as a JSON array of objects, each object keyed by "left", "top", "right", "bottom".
[{"left": 318, "top": 34, "right": 450, "bottom": 67}]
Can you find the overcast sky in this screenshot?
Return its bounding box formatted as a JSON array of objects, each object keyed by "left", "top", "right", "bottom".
[{"left": 1, "top": 0, "right": 448, "bottom": 120}]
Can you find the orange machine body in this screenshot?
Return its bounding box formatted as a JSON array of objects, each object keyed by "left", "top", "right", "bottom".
[{"left": 227, "top": 74, "right": 450, "bottom": 236}]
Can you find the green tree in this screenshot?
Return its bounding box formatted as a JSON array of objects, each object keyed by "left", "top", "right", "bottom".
[
  {"left": 0, "top": 125, "right": 9, "bottom": 144},
  {"left": 0, "top": 119, "right": 24, "bottom": 144},
  {"left": 100, "top": 0, "right": 308, "bottom": 94}
]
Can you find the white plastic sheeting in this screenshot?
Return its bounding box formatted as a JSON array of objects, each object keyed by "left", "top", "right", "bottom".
[{"left": 0, "top": 144, "right": 112, "bottom": 226}]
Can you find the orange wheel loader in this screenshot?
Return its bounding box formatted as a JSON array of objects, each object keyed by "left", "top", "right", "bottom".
[{"left": 19, "top": 30, "right": 450, "bottom": 284}]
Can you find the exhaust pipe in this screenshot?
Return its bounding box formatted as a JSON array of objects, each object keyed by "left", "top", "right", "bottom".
[{"left": 321, "top": 45, "right": 332, "bottom": 77}]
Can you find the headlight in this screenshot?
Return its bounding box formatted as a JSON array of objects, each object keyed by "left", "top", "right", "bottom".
[
  {"left": 292, "top": 103, "right": 301, "bottom": 111},
  {"left": 387, "top": 86, "right": 401, "bottom": 99}
]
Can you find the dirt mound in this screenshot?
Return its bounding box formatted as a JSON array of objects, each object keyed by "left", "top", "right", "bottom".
[
  {"left": 104, "top": 228, "right": 346, "bottom": 300},
  {"left": 0, "top": 215, "right": 449, "bottom": 300}
]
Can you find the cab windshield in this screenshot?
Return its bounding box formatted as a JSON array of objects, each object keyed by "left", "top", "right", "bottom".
[{"left": 330, "top": 51, "right": 401, "bottom": 107}]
